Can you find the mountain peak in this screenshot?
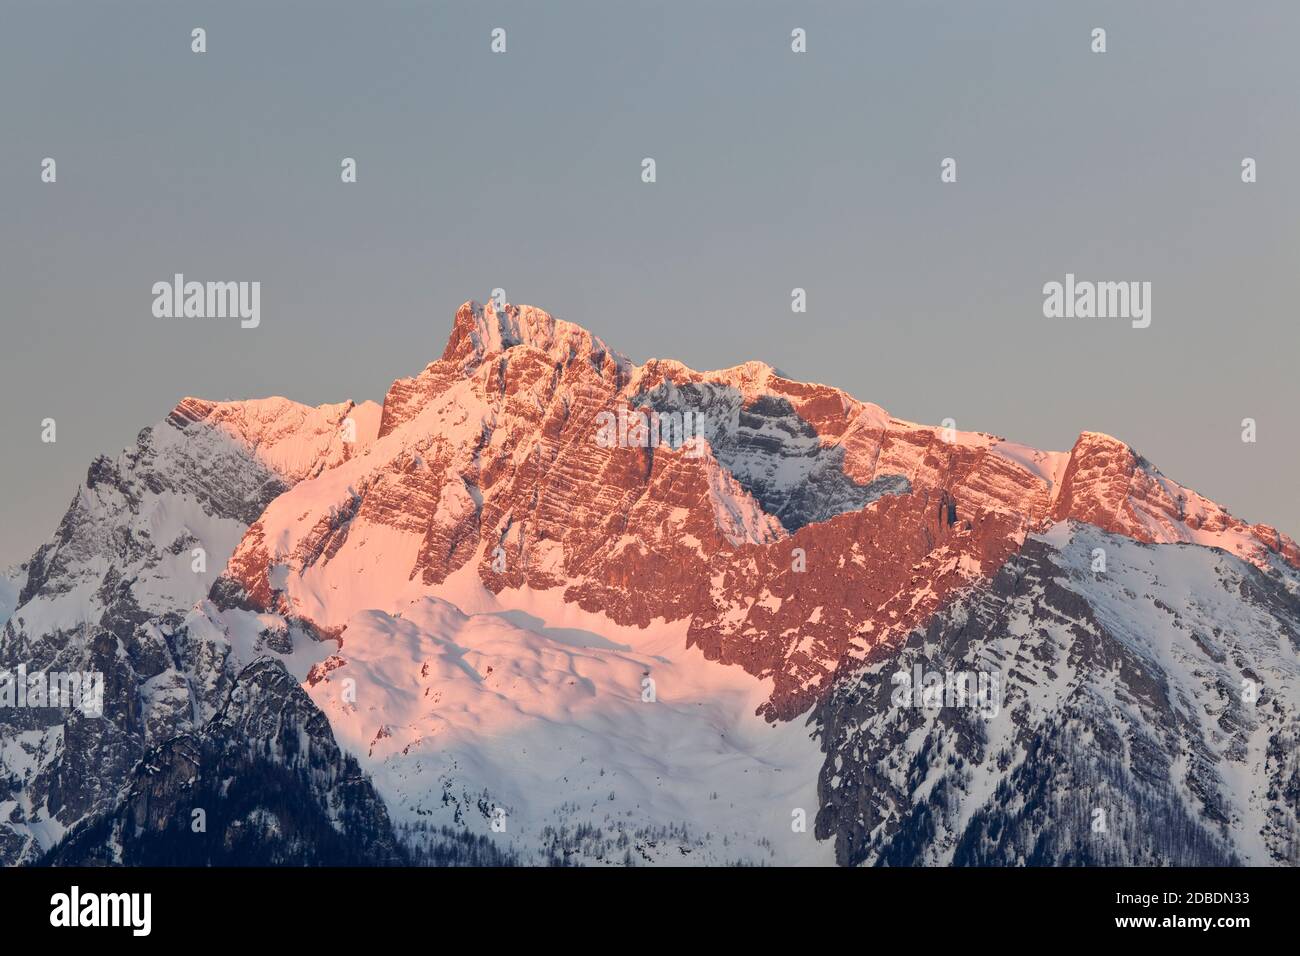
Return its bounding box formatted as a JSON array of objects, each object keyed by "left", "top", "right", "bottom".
[
  {"left": 9, "top": 298, "right": 1300, "bottom": 870},
  {"left": 441, "top": 299, "right": 630, "bottom": 376}
]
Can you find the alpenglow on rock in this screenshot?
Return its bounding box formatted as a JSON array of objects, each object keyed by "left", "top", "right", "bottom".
[{"left": 6, "top": 299, "right": 1297, "bottom": 867}]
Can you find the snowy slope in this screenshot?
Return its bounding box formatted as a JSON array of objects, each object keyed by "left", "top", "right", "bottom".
[{"left": 192, "top": 567, "right": 831, "bottom": 865}]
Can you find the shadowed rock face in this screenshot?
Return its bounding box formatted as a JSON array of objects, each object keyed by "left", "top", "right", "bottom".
[
  {"left": 633, "top": 380, "right": 912, "bottom": 532},
  {"left": 40, "top": 658, "right": 407, "bottom": 866},
  {"left": 5, "top": 300, "right": 1299, "bottom": 867}
]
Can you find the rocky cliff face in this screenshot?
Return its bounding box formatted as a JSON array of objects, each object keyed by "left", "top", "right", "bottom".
[
  {"left": 40, "top": 658, "right": 407, "bottom": 866},
  {"left": 5, "top": 299, "right": 1297, "bottom": 866},
  {"left": 1050, "top": 431, "right": 1300, "bottom": 567},
  {"left": 210, "top": 301, "right": 1298, "bottom": 722}
]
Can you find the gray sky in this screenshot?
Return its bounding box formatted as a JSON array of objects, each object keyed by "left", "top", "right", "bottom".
[{"left": 3, "top": 0, "right": 1298, "bottom": 568}]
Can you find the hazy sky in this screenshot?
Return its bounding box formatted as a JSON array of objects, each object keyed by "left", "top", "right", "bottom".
[{"left": 3, "top": 0, "right": 1298, "bottom": 568}]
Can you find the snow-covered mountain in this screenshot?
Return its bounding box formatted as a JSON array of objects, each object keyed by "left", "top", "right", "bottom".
[
  {"left": 816, "top": 524, "right": 1300, "bottom": 866},
  {"left": 5, "top": 299, "right": 1297, "bottom": 866},
  {"left": 0, "top": 396, "right": 380, "bottom": 862}
]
